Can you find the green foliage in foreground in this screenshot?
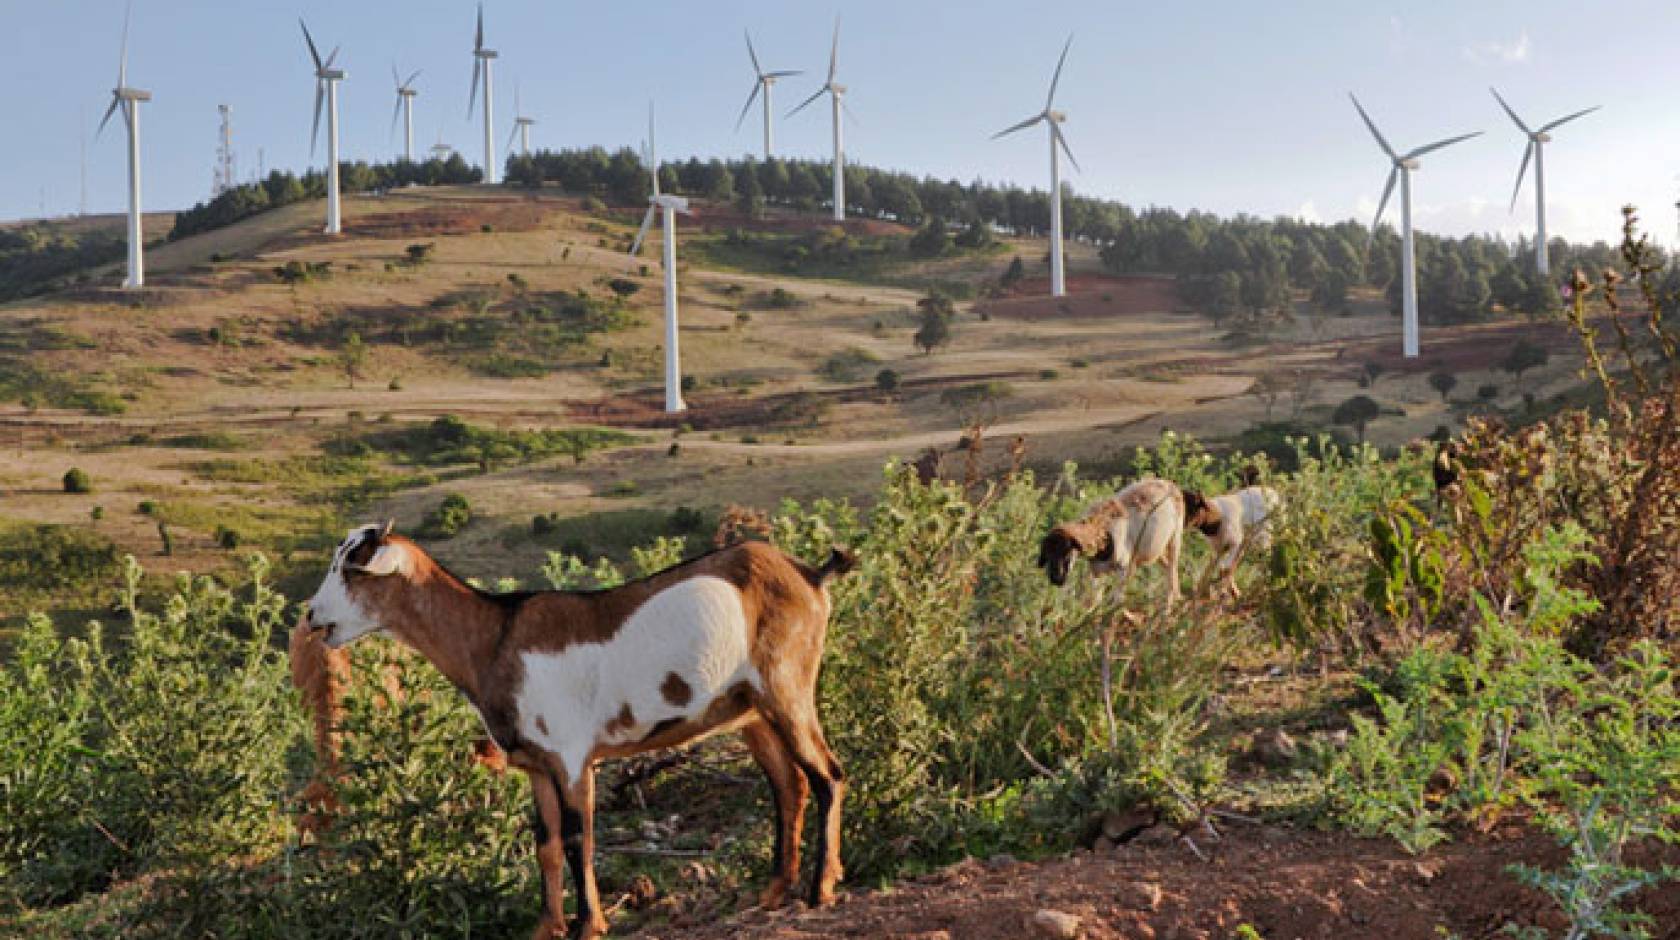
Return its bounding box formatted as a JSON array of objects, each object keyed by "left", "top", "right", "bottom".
[{"left": 1, "top": 421, "right": 1675, "bottom": 936}]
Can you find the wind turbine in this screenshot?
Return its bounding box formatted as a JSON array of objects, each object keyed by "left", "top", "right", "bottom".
[
  {"left": 1490, "top": 88, "right": 1600, "bottom": 277},
  {"left": 301, "top": 20, "right": 346, "bottom": 235},
  {"left": 734, "top": 31, "right": 800, "bottom": 159},
  {"left": 507, "top": 85, "right": 535, "bottom": 156},
  {"left": 627, "top": 105, "right": 692, "bottom": 414},
  {"left": 467, "top": 3, "right": 498, "bottom": 184},
  {"left": 98, "top": 1, "right": 149, "bottom": 289},
  {"left": 429, "top": 132, "right": 453, "bottom": 162},
  {"left": 789, "top": 19, "right": 850, "bottom": 222},
  {"left": 1351, "top": 94, "right": 1481, "bottom": 359},
  {"left": 391, "top": 66, "right": 421, "bottom": 162},
  {"left": 993, "top": 36, "right": 1080, "bottom": 298}
]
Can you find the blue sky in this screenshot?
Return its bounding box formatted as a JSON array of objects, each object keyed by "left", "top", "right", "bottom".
[{"left": 5, "top": 0, "right": 1678, "bottom": 245}]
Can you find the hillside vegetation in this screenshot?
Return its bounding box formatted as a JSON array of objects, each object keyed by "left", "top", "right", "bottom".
[
  {"left": 2, "top": 239, "right": 1677, "bottom": 935},
  {"left": 1, "top": 155, "right": 1677, "bottom": 937}
]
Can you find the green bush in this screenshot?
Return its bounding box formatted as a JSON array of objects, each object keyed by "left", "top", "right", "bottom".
[
  {"left": 61, "top": 468, "right": 91, "bottom": 494},
  {"left": 1326, "top": 521, "right": 1680, "bottom": 932},
  {"left": 420, "top": 493, "right": 472, "bottom": 539},
  {"left": 0, "top": 556, "right": 299, "bottom": 908}
]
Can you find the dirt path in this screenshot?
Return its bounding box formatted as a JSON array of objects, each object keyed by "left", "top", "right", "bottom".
[{"left": 660, "top": 823, "right": 1680, "bottom": 940}]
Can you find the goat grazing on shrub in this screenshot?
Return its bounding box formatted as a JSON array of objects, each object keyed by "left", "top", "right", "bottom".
[
  {"left": 1038, "top": 477, "right": 1188, "bottom": 603},
  {"left": 288, "top": 618, "right": 508, "bottom": 836},
  {"left": 1182, "top": 484, "right": 1282, "bottom": 598},
  {"left": 304, "top": 522, "right": 855, "bottom": 940}
]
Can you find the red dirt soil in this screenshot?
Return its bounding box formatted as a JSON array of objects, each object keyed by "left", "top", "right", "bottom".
[
  {"left": 1336, "top": 317, "right": 1589, "bottom": 375},
  {"left": 693, "top": 205, "right": 912, "bottom": 238},
  {"left": 979, "top": 274, "right": 1183, "bottom": 321},
  {"left": 341, "top": 201, "right": 548, "bottom": 239},
  {"left": 661, "top": 823, "right": 1679, "bottom": 940}
]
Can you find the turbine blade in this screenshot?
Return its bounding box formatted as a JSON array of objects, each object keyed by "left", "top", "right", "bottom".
[
  {"left": 1046, "top": 34, "right": 1073, "bottom": 110},
  {"left": 393, "top": 63, "right": 401, "bottom": 89},
  {"left": 629, "top": 205, "right": 657, "bottom": 256},
  {"left": 734, "top": 81, "right": 762, "bottom": 132},
  {"left": 1489, "top": 87, "right": 1532, "bottom": 134},
  {"left": 788, "top": 86, "right": 825, "bottom": 118},
  {"left": 300, "top": 19, "right": 323, "bottom": 70},
  {"left": 1053, "top": 123, "right": 1080, "bottom": 173},
  {"left": 992, "top": 113, "right": 1044, "bottom": 139},
  {"left": 647, "top": 101, "right": 657, "bottom": 168},
  {"left": 1405, "top": 131, "right": 1482, "bottom": 160},
  {"left": 507, "top": 123, "right": 520, "bottom": 151},
  {"left": 311, "top": 80, "right": 324, "bottom": 156},
  {"left": 98, "top": 95, "right": 122, "bottom": 138},
  {"left": 405, "top": 69, "right": 422, "bottom": 89},
  {"left": 476, "top": 3, "right": 485, "bottom": 52},
  {"left": 1370, "top": 167, "right": 1399, "bottom": 240},
  {"left": 325, "top": 46, "right": 340, "bottom": 69},
  {"left": 467, "top": 58, "right": 481, "bottom": 118},
  {"left": 842, "top": 99, "right": 860, "bottom": 126},
  {"left": 1509, "top": 140, "right": 1533, "bottom": 213},
  {"left": 391, "top": 95, "right": 403, "bottom": 141},
  {"left": 118, "top": 0, "right": 132, "bottom": 87},
  {"left": 1348, "top": 93, "right": 1397, "bottom": 160},
  {"left": 828, "top": 17, "right": 839, "bottom": 84},
  {"left": 1540, "top": 105, "right": 1601, "bottom": 133},
  {"left": 745, "top": 30, "right": 763, "bottom": 77}
]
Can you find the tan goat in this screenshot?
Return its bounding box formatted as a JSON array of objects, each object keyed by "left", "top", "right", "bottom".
[{"left": 302, "top": 523, "right": 854, "bottom": 940}]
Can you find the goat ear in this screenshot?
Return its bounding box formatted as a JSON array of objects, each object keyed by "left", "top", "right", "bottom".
[
  {"left": 349, "top": 541, "right": 410, "bottom": 577},
  {"left": 380, "top": 518, "right": 395, "bottom": 539}
]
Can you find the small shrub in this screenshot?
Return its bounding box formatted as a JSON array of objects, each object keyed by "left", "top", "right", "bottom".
[
  {"left": 420, "top": 493, "right": 472, "bottom": 538},
  {"left": 61, "top": 467, "right": 91, "bottom": 494}
]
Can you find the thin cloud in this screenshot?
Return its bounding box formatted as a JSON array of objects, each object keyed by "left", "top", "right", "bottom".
[{"left": 1463, "top": 31, "right": 1531, "bottom": 65}]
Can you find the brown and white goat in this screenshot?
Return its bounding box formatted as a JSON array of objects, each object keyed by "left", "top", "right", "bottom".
[
  {"left": 1182, "top": 485, "right": 1282, "bottom": 597},
  {"left": 304, "top": 524, "right": 854, "bottom": 940},
  {"left": 1037, "top": 477, "right": 1187, "bottom": 603}
]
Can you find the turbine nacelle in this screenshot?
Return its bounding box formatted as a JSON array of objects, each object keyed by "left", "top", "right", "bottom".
[
  {"left": 474, "top": 49, "right": 499, "bottom": 60},
  {"left": 318, "top": 68, "right": 345, "bottom": 81},
  {"left": 1047, "top": 108, "right": 1067, "bottom": 124}
]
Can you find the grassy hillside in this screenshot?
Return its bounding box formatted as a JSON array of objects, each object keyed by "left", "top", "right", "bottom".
[{"left": 0, "top": 186, "right": 1607, "bottom": 623}]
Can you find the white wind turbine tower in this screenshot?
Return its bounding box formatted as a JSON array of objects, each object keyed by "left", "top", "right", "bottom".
[
  {"left": 789, "top": 19, "right": 851, "bottom": 222},
  {"left": 734, "top": 31, "right": 800, "bottom": 159},
  {"left": 1351, "top": 94, "right": 1481, "bottom": 359},
  {"left": 1490, "top": 88, "right": 1600, "bottom": 277},
  {"left": 301, "top": 20, "right": 346, "bottom": 235},
  {"left": 508, "top": 85, "right": 535, "bottom": 156},
  {"left": 468, "top": 3, "right": 499, "bottom": 184},
  {"left": 628, "top": 105, "right": 692, "bottom": 414},
  {"left": 993, "top": 36, "right": 1080, "bottom": 298},
  {"left": 391, "top": 66, "right": 421, "bottom": 162},
  {"left": 98, "top": 2, "right": 150, "bottom": 289}
]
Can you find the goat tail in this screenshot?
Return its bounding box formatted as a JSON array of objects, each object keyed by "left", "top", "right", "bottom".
[{"left": 809, "top": 546, "right": 859, "bottom": 586}]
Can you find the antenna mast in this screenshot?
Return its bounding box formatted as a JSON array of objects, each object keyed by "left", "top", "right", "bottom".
[{"left": 213, "top": 105, "right": 238, "bottom": 196}]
